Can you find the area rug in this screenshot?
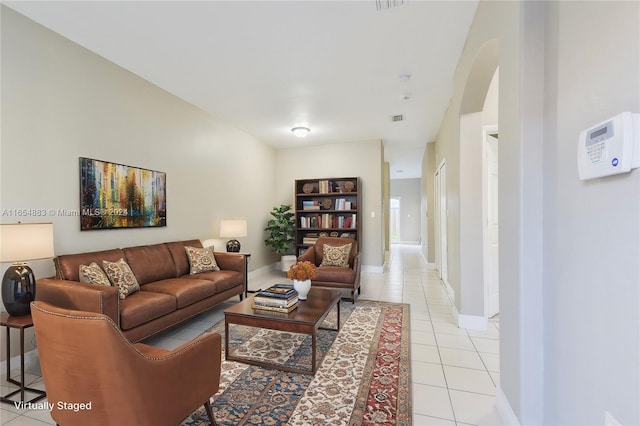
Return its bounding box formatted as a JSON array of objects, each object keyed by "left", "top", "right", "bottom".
[{"left": 180, "top": 300, "right": 411, "bottom": 426}]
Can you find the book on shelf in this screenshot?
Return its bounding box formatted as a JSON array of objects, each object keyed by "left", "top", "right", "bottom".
[
  {"left": 319, "top": 179, "right": 333, "bottom": 194},
  {"left": 252, "top": 302, "right": 299, "bottom": 313},
  {"left": 334, "top": 199, "right": 353, "bottom": 211},
  {"left": 256, "top": 284, "right": 296, "bottom": 299},
  {"left": 303, "top": 237, "right": 318, "bottom": 244},
  {"left": 302, "top": 200, "right": 320, "bottom": 210}
]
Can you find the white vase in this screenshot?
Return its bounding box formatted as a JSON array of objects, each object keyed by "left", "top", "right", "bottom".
[{"left": 293, "top": 279, "right": 311, "bottom": 300}]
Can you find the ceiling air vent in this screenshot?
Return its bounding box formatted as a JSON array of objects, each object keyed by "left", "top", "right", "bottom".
[{"left": 391, "top": 114, "right": 404, "bottom": 122}]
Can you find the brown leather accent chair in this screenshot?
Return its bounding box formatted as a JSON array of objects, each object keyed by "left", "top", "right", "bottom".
[
  {"left": 297, "top": 237, "right": 361, "bottom": 303},
  {"left": 31, "top": 301, "right": 221, "bottom": 426}
]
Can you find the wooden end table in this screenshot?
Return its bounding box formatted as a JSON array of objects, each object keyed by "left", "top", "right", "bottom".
[
  {"left": 224, "top": 287, "right": 341, "bottom": 375},
  {"left": 1, "top": 313, "right": 47, "bottom": 405}
]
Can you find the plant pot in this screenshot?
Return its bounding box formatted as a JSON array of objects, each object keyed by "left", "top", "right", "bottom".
[
  {"left": 280, "top": 255, "right": 297, "bottom": 272},
  {"left": 293, "top": 279, "right": 311, "bottom": 300}
]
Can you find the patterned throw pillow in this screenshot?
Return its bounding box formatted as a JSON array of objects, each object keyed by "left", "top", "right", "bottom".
[
  {"left": 79, "top": 262, "right": 111, "bottom": 286},
  {"left": 184, "top": 246, "right": 220, "bottom": 274},
  {"left": 102, "top": 258, "right": 140, "bottom": 300},
  {"left": 320, "top": 243, "right": 352, "bottom": 268}
]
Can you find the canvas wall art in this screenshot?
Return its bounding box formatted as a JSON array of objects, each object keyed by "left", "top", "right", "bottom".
[{"left": 80, "top": 157, "right": 166, "bottom": 230}]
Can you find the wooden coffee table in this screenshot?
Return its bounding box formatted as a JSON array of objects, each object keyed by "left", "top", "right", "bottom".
[{"left": 224, "top": 287, "right": 341, "bottom": 375}]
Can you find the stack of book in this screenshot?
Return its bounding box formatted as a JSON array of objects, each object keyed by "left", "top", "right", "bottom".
[{"left": 252, "top": 284, "right": 299, "bottom": 313}]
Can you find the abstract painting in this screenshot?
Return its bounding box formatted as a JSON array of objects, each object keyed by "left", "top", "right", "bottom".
[{"left": 79, "top": 157, "right": 166, "bottom": 230}]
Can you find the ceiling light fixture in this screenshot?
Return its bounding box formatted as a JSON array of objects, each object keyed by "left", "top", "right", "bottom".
[{"left": 292, "top": 127, "right": 310, "bottom": 138}]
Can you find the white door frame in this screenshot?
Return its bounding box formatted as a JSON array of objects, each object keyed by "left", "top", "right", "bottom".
[
  {"left": 483, "top": 125, "right": 499, "bottom": 318},
  {"left": 434, "top": 159, "right": 448, "bottom": 283}
]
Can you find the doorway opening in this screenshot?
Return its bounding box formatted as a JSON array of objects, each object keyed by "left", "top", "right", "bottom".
[
  {"left": 483, "top": 126, "right": 499, "bottom": 318},
  {"left": 390, "top": 197, "right": 401, "bottom": 243},
  {"left": 434, "top": 160, "right": 448, "bottom": 283}
]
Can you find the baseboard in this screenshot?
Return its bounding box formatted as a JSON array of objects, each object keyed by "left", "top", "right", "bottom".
[
  {"left": 362, "top": 265, "right": 384, "bottom": 273},
  {"left": 496, "top": 386, "right": 521, "bottom": 426},
  {"left": 442, "top": 278, "right": 455, "bottom": 301},
  {"left": 0, "top": 348, "right": 40, "bottom": 377},
  {"left": 249, "top": 263, "right": 278, "bottom": 279},
  {"left": 457, "top": 314, "right": 488, "bottom": 331}
]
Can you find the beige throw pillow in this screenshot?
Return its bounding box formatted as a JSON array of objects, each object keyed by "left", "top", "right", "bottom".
[
  {"left": 102, "top": 258, "right": 140, "bottom": 300},
  {"left": 185, "top": 246, "right": 220, "bottom": 274},
  {"left": 79, "top": 262, "right": 111, "bottom": 286},
  {"left": 320, "top": 243, "right": 352, "bottom": 268}
]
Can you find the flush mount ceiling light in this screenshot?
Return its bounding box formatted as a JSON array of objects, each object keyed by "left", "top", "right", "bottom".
[{"left": 292, "top": 127, "right": 310, "bottom": 138}]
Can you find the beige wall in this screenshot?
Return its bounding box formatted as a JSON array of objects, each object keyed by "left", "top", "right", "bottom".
[
  {"left": 275, "top": 140, "right": 385, "bottom": 268},
  {"left": 1, "top": 7, "right": 277, "bottom": 360}
]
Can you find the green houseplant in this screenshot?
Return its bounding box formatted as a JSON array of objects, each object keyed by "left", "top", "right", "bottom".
[{"left": 264, "top": 204, "right": 296, "bottom": 263}]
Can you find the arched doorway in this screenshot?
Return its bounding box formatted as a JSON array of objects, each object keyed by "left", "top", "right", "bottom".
[{"left": 457, "top": 39, "right": 499, "bottom": 328}]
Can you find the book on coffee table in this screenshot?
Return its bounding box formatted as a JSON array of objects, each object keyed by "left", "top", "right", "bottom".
[
  {"left": 251, "top": 301, "right": 299, "bottom": 313},
  {"left": 256, "top": 284, "right": 296, "bottom": 299},
  {"left": 253, "top": 284, "right": 299, "bottom": 313}
]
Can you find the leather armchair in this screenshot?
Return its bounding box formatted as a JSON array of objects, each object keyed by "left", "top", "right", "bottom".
[
  {"left": 31, "top": 301, "right": 221, "bottom": 426},
  {"left": 297, "top": 237, "right": 361, "bottom": 303}
]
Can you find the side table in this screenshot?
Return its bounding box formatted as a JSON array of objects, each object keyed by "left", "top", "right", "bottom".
[{"left": 1, "top": 313, "right": 46, "bottom": 405}]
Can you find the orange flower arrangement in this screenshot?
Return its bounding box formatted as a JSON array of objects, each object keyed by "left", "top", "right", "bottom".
[{"left": 287, "top": 260, "right": 317, "bottom": 281}]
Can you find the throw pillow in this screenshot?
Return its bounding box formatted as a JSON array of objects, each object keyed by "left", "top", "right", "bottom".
[
  {"left": 320, "top": 243, "right": 352, "bottom": 268},
  {"left": 79, "top": 262, "right": 111, "bottom": 287},
  {"left": 102, "top": 258, "right": 140, "bottom": 300},
  {"left": 184, "top": 246, "right": 220, "bottom": 274}
]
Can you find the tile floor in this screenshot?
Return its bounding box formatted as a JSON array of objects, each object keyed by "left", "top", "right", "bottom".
[{"left": 0, "top": 244, "right": 503, "bottom": 426}]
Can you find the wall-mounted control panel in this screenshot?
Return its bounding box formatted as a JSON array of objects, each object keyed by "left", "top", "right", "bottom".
[{"left": 578, "top": 112, "right": 639, "bottom": 180}]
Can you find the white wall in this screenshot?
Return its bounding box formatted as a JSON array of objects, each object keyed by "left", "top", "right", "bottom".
[
  {"left": 542, "top": 2, "right": 640, "bottom": 424},
  {"left": 1, "top": 7, "right": 277, "bottom": 359},
  {"left": 275, "top": 140, "right": 384, "bottom": 268},
  {"left": 428, "top": 1, "right": 640, "bottom": 424},
  {"left": 390, "top": 178, "right": 421, "bottom": 243}
]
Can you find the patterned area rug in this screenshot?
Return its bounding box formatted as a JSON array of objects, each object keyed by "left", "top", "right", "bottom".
[{"left": 180, "top": 300, "right": 411, "bottom": 426}]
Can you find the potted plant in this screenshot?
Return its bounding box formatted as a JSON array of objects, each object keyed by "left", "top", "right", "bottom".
[
  {"left": 264, "top": 204, "right": 296, "bottom": 271},
  {"left": 287, "top": 260, "right": 316, "bottom": 300}
]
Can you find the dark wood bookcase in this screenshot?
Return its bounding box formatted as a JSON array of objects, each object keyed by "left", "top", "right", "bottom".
[{"left": 294, "top": 177, "right": 361, "bottom": 256}]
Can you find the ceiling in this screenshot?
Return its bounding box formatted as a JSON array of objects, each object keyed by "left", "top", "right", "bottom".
[{"left": 4, "top": 1, "right": 478, "bottom": 179}]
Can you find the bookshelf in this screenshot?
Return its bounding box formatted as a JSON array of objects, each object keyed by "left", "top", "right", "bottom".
[{"left": 294, "top": 177, "right": 361, "bottom": 256}]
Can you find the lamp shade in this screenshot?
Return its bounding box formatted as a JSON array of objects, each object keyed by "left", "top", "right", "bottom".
[
  {"left": 0, "top": 223, "right": 54, "bottom": 263},
  {"left": 219, "top": 220, "right": 247, "bottom": 238}
]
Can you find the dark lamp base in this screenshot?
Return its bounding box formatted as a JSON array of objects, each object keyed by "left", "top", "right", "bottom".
[
  {"left": 226, "top": 239, "right": 241, "bottom": 252},
  {"left": 2, "top": 264, "right": 36, "bottom": 316}
]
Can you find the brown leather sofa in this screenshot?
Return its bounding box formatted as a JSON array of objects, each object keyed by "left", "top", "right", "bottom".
[
  {"left": 297, "top": 236, "right": 361, "bottom": 303},
  {"left": 36, "top": 239, "right": 245, "bottom": 342},
  {"left": 31, "top": 300, "right": 221, "bottom": 426}
]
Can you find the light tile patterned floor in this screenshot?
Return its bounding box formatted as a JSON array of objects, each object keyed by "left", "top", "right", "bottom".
[{"left": 0, "top": 244, "right": 502, "bottom": 426}]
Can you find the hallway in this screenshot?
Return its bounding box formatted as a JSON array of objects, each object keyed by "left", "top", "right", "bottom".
[{"left": 362, "top": 244, "right": 502, "bottom": 425}]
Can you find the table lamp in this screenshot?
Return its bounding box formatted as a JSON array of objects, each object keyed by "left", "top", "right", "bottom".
[
  {"left": 219, "top": 220, "right": 247, "bottom": 252},
  {"left": 0, "top": 223, "right": 54, "bottom": 316}
]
